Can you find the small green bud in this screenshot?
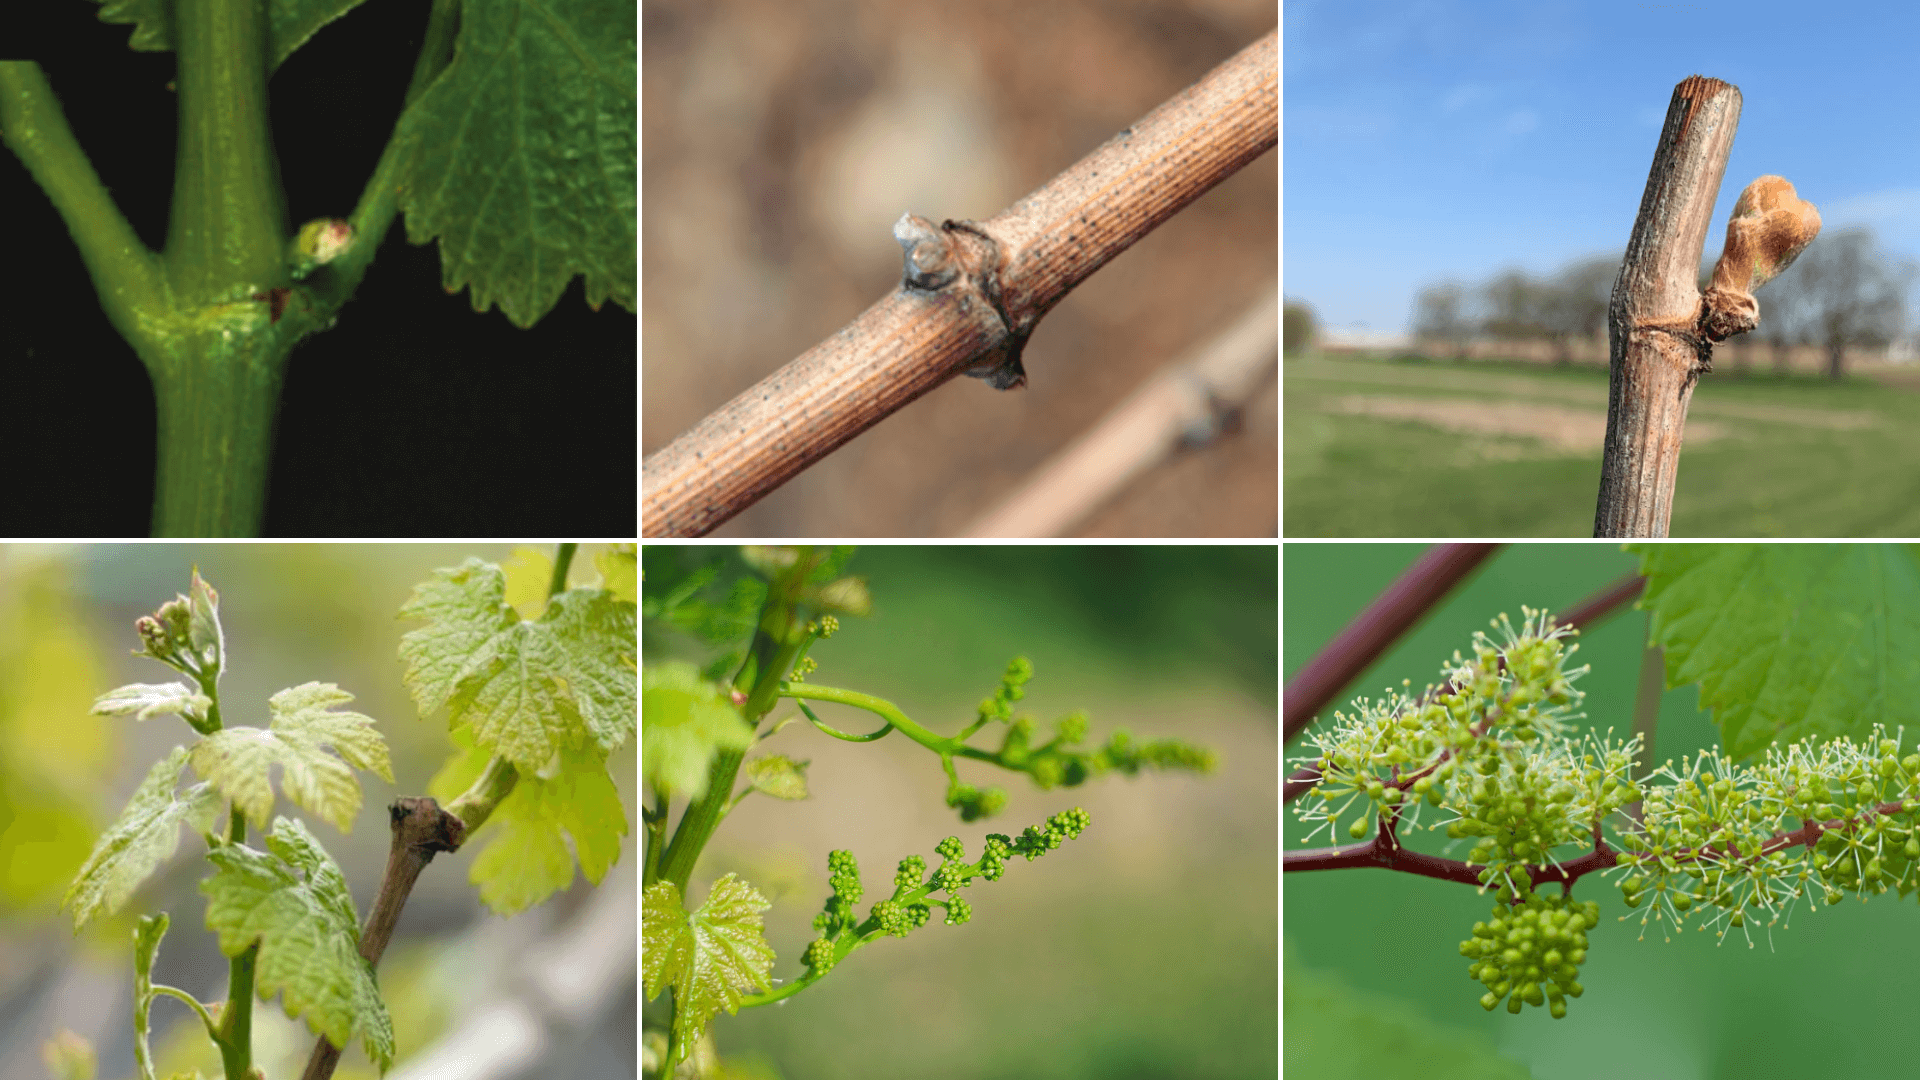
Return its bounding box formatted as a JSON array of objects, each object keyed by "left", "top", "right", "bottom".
[{"left": 289, "top": 218, "right": 354, "bottom": 279}]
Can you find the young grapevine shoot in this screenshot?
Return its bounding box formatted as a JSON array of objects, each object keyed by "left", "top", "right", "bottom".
[
  {"left": 641, "top": 546, "right": 1215, "bottom": 1073},
  {"left": 60, "top": 545, "right": 635, "bottom": 1080}
]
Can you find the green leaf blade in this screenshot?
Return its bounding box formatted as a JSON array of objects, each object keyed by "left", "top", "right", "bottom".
[
  {"left": 440, "top": 742, "right": 628, "bottom": 915},
  {"left": 1632, "top": 543, "right": 1920, "bottom": 758},
  {"left": 743, "top": 754, "right": 810, "bottom": 801},
  {"left": 401, "top": 559, "right": 636, "bottom": 775},
  {"left": 88, "top": 0, "right": 374, "bottom": 74},
  {"left": 399, "top": 559, "right": 521, "bottom": 721},
  {"left": 92, "top": 682, "right": 213, "bottom": 724},
  {"left": 641, "top": 875, "right": 775, "bottom": 1057},
  {"left": 64, "top": 747, "right": 219, "bottom": 931},
  {"left": 391, "top": 0, "right": 637, "bottom": 327},
  {"left": 201, "top": 818, "right": 393, "bottom": 1069},
  {"left": 189, "top": 682, "right": 391, "bottom": 832}
]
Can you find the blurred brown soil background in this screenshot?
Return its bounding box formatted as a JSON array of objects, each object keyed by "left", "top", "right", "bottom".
[{"left": 642, "top": 0, "right": 1277, "bottom": 536}]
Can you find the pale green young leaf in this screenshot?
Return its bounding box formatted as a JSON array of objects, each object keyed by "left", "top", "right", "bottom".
[
  {"left": 88, "top": 0, "right": 374, "bottom": 74},
  {"left": 390, "top": 0, "right": 636, "bottom": 328},
  {"left": 597, "top": 545, "right": 637, "bottom": 605},
  {"left": 190, "top": 682, "right": 393, "bottom": 833},
  {"left": 502, "top": 547, "right": 557, "bottom": 621},
  {"left": 642, "top": 663, "right": 752, "bottom": 800},
  {"left": 641, "top": 875, "right": 775, "bottom": 1054},
  {"left": 1631, "top": 544, "right": 1920, "bottom": 758},
  {"left": 92, "top": 683, "right": 212, "bottom": 724},
  {"left": 399, "top": 559, "right": 636, "bottom": 775},
  {"left": 432, "top": 740, "right": 627, "bottom": 915},
  {"left": 743, "top": 755, "right": 809, "bottom": 801},
  {"left": 201, "top": 818, "right": 394, "bottom": 1069},
  {"left": 64, "top": 748, "right": 220, "bottom": 930}
]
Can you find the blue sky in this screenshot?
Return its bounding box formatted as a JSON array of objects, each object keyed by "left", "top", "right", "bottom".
[{"left": 1284, "top": 0, "right": 1920, "bottom": 335}]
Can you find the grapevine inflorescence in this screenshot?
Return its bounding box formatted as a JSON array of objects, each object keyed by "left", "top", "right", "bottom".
[
  {"left": 803, "top": 809, "right": 1090, "bottom": 972},
  {"left": 1290, "top": 604, "right": 1920, "bottom": 1019}
]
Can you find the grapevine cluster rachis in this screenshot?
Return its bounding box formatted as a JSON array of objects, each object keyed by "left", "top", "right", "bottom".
[{"left": 1291, "top": 602, "right": 1920, "bottom": 1021}]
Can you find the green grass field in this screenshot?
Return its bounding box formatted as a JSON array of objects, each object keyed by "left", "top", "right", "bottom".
[{"left": 1286, "top": 351, "right": 1920, "bottom": 536}]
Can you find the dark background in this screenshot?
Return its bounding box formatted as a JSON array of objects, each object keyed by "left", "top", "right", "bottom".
[{"left": 2, "top": 2, "right": 636, "bottom": 536}]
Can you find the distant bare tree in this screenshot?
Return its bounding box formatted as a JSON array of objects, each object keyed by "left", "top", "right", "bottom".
[
  {"left": 1283, "top": 298, "right": 1318, "bottom": 355},
  {"left": 1410, "top": 281, "right": 1473, "bottom": 358},
  {"left": 1541, "top": 255, "right": 1618, "bottom": 364},
  {"left": 1771, "top": 227, "right": 1912, "bottom": 379},
  {"left": 1480, "top": 269, "right": 1556, "bottom": 342}
]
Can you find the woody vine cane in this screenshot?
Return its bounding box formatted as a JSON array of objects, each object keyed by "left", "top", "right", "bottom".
[
  {"left": 1593, "top": 75, "right": 1822, "bottom": 538},
  {"left": 641, "top": 29, "right": 1277, "bottom": 538}
]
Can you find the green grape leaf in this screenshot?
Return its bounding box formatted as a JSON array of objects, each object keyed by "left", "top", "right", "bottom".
[
  {"left": 92, "top": 682, "right": 213, "bottom": 724},
  {"left": 431, "top": 734, "right": 627, "bottom": 915},
  {"left": 641, "top": 876, "right": 775, "bottom": 1056},
  {"left": 64, "top": 747, "right": 221, "bottom": 930},
  {"left": 399, "top": 559, "right": 637, "bottom": 776},
  {"left": 642, "top": 662, "right": 752, "bottom": 800},
  {"left": 201, "top": 817, "right": 394, "bottom": 1069},
  {"left": 743, "top": 754, "right": 809, "bottom": 801},
  {"left": 190, "top": 682, "right": 393, "bottom": 833},
  {"left": 88, "top": 0, "right": 373, "bottom": 75},
  {"left": 1632, "top": 544, "right": 1920, "bottom": 758},
  {"left": 390, "top": 0, "right": 636, "bottom": 328}
]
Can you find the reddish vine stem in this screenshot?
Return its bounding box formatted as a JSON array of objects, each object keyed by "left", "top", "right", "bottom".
[
  {"left": 1283, "top": 543, "right": 1502, "bottom": 744},
  {"left": 1281, "top": 571, "right": 1647, "bottom": 805},
  {"left": 1284, "top": 794, "right": 1911, "bottom": 899},
  {"left": 641, "top": 29, "right": 1277, "bottom": 537}
]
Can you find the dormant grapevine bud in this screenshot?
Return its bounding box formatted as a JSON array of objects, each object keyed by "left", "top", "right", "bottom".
[{"left": 892, "top": 213, "right": 957, "bottom": 290}]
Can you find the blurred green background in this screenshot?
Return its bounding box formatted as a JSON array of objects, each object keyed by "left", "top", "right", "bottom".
[
  {"left": 644, "top": 545, "right": 1278, "bottom": 1079},
  {"left": 1285, "top": 544, "right": 1920, "bottom": 1080},
  {"left": 0, "top": 544, "right": 635, "bottom": 1080}
]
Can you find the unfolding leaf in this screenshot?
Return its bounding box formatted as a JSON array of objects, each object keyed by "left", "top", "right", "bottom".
[
  {"left": 399, "top": 559, "right": 637, "bottom": 775},
  {"left": 432, "top": 736, "right": 627, "bottom": 915},
  {"left": 92, "top": 683, "right": 212, "bottom": 724},
  {"left": 64, "top": 747, "right": 220, "bottom": 930},
  {"left": 642, "top": 663, "right": 752, "bottom": 800},
  {"left": 1632, "top": 544, "right": 1920, "bottom": 758},
  {"left": 743, "top": 755, "right": 809, "bottom": 801},
  {"left": 390, "top": 0, "right": 636, "bottom": 327},
  {"left": 190, "top": 682, "right": 393, "bottom": 832},
  {"left": 641, "top": 876, "right": 775, "bottom": 1057},
  {"left": 201, "top": 818, "right": 393, "bottom": 1069},
  {"left": 88, "top": 0, "right": 375, "bottom": 74}
]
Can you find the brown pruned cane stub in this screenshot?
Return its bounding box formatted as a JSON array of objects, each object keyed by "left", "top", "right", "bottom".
[
  {"left": 1595, "top": 74, "right": 1819, "bottom": 538},
  {"left": 642, "top": 28, "right": 1278, "bottom": 538}
]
